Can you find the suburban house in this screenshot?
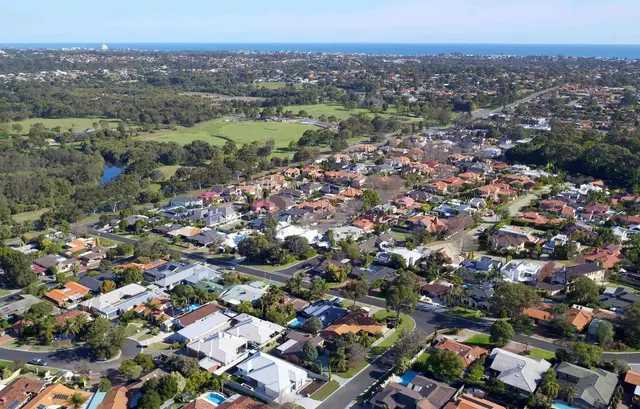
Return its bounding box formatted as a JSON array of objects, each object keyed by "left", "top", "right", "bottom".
[
  {"left": 459, "top": 284, "right": 494, "bottom": 311},
  {"left": 44, "top": 281, "right": 91, "bottom": 307},
  {"left": 488, "top": 348, "right": 551, "bottom": 394},
  {"left": 524, "top": 303, "right": 593, "bottom": 332},
  {"left": 370, "top": 376, "right": 457, "bottom": 409},
  {"left": 552, "top": 263, "right": 607, "bottom": 285},
  {"left": 598, "top": 287, "right": 640, "bottom": 312},
  {"left": 22, "top": 383, "right": 92, "bottom": 409},
  {"left": 407, "top": 215, "right": 448, "bottom": 235},
  {"left": 584, "top": 245, "right": 623, "bottom": 270},
  {"left": 489, "top": 226, "right": 537, "bottom": 253},
  {"left": 143, "top": 261, "right": 184, "bottom": 282},
  {"left": 225, "top": 313, "right": 286, "bottom": 347},
  {"left": 322, "top": 310, "right": 387, "bottom": 339},
  {"left": 205, "top": 206, "right": 240, "bottom": 226},
  {"left": 175, "top": 303, "right": 221, "bottom": 329},
  {"left": 32, "top": 254, "right": 77, "bottom": 273},
  {"left": 555, "top": 362, "right": 617, "bottom": 409},
  {"left": 302, "top": 301, "right": 348, "bottom": 328},
  {"left": 80, "top": 284, "right": 168, "bottom": 319},
  {"left": 174, "top": 311, "right": 231, "bottom": 343},
  {"left": 96, "top": 385, "right": 129, "bottom": 409},
  {"left": 170, "top": 196, "right": 203, "bottom": 208},
  {"left": 235, "top": 352, "right": 309, "bottom": 400},
  {"left": 0, "top": 294, "right": 42, "bottom": 319},
  {"left": 187, "top": 332, "right": 248, "bottom": 369},
  {"left": 0, "top": 377, "right": 46, "bottom": 409},
  {"left": 219, "top": 283, "right": 267, "bottom": 307},
  {"left": 275, "top": 330, "right": 325, "bottom": 363},
  {"left": 153, "top": 264, "right": 220, "bottom": 290},
  {"left": 500, "top": 260, "right": 541, "bottom": 283},
  {"left": 251, "top": 199, "right": 279, "bottom": 214},
  {"left": 214, "top": 396, "right": 268, "bottom": 409},
  {"left": 78, "top": 272, "right": 117, "bottom": 294},
  {"left": 444, "top": 394, "right": 506, "bottom": 409},
  {"left": 434, "top": 337, "right": 489, "bottom": 368},
  {"left": 459, "top": 256, "right": 502, "bottom": 276}
]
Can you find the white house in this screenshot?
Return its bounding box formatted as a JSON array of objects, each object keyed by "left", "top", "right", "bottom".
[
  {"left": 226, "top": 314, "right": 285, "bottom": 346},
  {"left": 489, "top": 348, "right": 551, "bottom": 394},
  {"left": 235, "top": 352, "right": 308, "bottom": 400},
  {"left": 188, "top": 332, "right": 247, "bottom": 367},
  {"left": 500, "top": 260, "right": 541, "bottom": 283},
  {"left": 174, "top": 311, "right": 231, "bottom": 343}
]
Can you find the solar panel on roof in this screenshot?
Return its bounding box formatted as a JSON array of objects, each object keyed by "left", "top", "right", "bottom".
[
  {"left": 6, "top": 400, "right": 20, "bottom": 409},
  {"left": 37, "top": 405, "right": 47, "bottom": 409},
  {"left": 53, "top": 393, "right": 69, "bottom": 400}
]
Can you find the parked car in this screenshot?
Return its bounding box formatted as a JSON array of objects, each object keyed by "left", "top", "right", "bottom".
[{"left": 28, "top": 358, "right": 47, "bottom": 366}]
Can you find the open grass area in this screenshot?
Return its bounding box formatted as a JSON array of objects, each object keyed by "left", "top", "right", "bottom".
[
  {"left": 335, "top": 360, "right": 369, "bottom": 379},
  {"left": 0, "top": 289, "right": 12, "bottom": 297},
  {"left": 389, "top": 230, "right": 409, "bottom": 242},
  {"left": 156, "top": 165, "right": 183, "bottom": 179},
  {"left": 416, "top": 351, "right": 431, "bottom": 364},
  {"left": 285, "top": 103, "right": 421, "bottom": 122},
  {"left": 529, "top": 348, "right": 556, "bottom": 360},
  {"left": 136, "top": 118, "right": 315, "bottom": 156},
  {"left": 10, "top": 117, "right": 120, "bottom": 132},
  {"left": 310, "top": 380, "right": 340, "bottom": 401},
  {"left": 1, "top": 337, "right": 84, "bottom": 352},
  {"left": 370, "top": 311, "right": 416, "bottom": 354},
  {"left": 11, "top": 208, "right": 49, "bottom": 223},
  {"left": 253, "top": 82, "right": 294, "bottom": 90},
  {"left": 463, "top": 334, "right": 492, "bottom": 347},
  {"left": 447, "top": 307, "right": 486, "bottom": 321},
  {"left": 147, "top": 342, "right": 172, "bottom": 351}
]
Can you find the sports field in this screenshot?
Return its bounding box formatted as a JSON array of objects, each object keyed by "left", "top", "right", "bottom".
[
  {"left": 10, "top": 117, "right": 120, "bottom": 132},
  {"left": 136, "top": 119, "right": 315, "bottom": 156},
  {"left": 285, "top": 103, "right": 421, "bottom": 122}
]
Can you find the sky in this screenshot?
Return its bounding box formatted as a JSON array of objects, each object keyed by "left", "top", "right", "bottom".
[{"left": 2, "top": 0, "right": 640, "bottom": 44}]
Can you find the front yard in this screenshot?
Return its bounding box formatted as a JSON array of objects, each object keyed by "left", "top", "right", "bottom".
[
  {"left": 463, "top": 334, "right": 492, "bottom": 347},
  {"left": 310, "top": 380, "right": 340, "bottom": 401},
  {"left": 447, "top": 306, "right": 486, "bottom": 321}
]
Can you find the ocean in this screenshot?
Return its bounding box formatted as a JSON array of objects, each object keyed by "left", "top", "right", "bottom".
[{"left": 2, "top": 43, "right": 640, "bottom": 58}]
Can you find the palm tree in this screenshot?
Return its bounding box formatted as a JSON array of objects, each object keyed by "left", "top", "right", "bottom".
[
  {"left": 67, "top": 392, "right": 88, "bottom": 409},
  {"left": 217, "top": 373, "right": 230, "bottom": 393},
  {"left": 564, "top": 386, "right": 578, "bottom": 405},
  {"left": 62, "top": 318, "right": 75, "bottom": 337},
  {"left": 539, "top": 376, "right": 559, "bottom": 399},
  {"left": 71, "top": 263, "right": 81, "bottom": 277},
  {"left": 73, "top": 314, "right": 88, "bottom": 336}
]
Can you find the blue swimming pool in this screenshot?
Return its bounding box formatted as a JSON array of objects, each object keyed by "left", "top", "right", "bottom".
[
  {"left": 554, "top": 402, "right": 579, "bottom": 409},
  {"left": 399, "top": 370, "right": 418, "bottom": 386},
  {"left": 182, "top": 304, "right": 201, "bottom": 313},
  {"left": 207, "top": 392, "right": 226, "bottom": 405},
  {"left": 289, "top": 317, "right": 305, "bottom": 327}
]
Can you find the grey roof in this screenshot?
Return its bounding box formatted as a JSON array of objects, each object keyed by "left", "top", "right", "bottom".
[
  {"left": 78, "top": 272, "right": 116, "bottom": 293},
  {"left": 219, "top": 283, "right": 266, "bottom": 306},
  {"left": 351, "top": 266, "right": 396, "bottom": 282},
  {"left": 144, "top": 261, "right": 184, "bottom": 280},
  {"left": 302, "top": 301, "right": 347, "bottom": 327},
  {"left": 556, "top": 362, "right": 617, "bottom": 407},
  {"left": 0, "top": 294, "right": 41, "bottom": 317},
  {"left": 460, "top": 256, "right": 501, "bottom": 274},
  {"left": 371, "top": 382, "right": 423, "bottom": 409},
  {"left": 564, "top": 263, "right": 604, "bottom": 278},
  {"left": 489, "top": 348, "right": 551, "bottom": 393},
  {"left": 176, "top": 311, "right": 230, "bottom": 342},
  {"left": 154, "top": 264, "right": 220, "bottom": 288}
]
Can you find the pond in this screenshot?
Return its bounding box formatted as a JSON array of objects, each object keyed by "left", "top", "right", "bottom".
[{"left": 101, "top": 163, "right": 125, "bottom": 185}]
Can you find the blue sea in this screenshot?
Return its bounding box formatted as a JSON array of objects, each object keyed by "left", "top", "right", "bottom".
[{"left": 2, "top": 43, "right": 640, "bottom": 58}]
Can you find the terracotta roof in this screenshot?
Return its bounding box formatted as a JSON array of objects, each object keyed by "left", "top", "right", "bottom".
[
  {"left": 182, "top": 399, "right": 217, "bottom": 409},
  {"left": 177, "top": 303, "right": 220, "bottom": 327},
  {"left": 23, "top": 383, "right": 92, "bottom": 409},
  {"left": 0, "top": 377, "right": 46, "bottom": 409},
  {"left": 54, "top": 309, "right": 90, "bottom": 324},
  {"left": 97, "top": 386, "right": 128, "bottom": 409},
  {"left": 323, "top": 311, "right": 386, "bottom": 338},
  {"left": 44, "top": 282, "right": 91, "bottom": 306},
  {"left": 216, "top": 396, "right": 269, "bottom": 409},
  {"left": 568, "top": 308, "right": 593, "bottom": 332},
  {"left": 434, "top": 338, "right": 488, "bottom": 368},
  {"left": 625, "top": 370, "right": 640, "bottom": 386},
  {"left": 444, "top": 394, "right": 506, "bottom": 409}
]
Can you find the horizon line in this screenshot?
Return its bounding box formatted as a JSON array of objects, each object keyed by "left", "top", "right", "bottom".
[{"left": 2, "top": 42, "right": 640, "bottom": 46}]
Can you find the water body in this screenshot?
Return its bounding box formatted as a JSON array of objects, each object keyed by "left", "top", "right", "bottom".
[
  {"left": 3, "top": 43, "right": 640, "bottom": 58},
  {"left": 101, "top": 164, "right": 124, "bottom": 185}
]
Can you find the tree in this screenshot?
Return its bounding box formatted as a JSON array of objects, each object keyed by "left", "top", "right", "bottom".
[
  {"left": 491, "top": 282, "right": 541, "bottom": 318},
  {"left": 283, "top": 235, "right": 311, "bottom": 259},
  {"left": 341, "top": 279, "right": 370, "bottom": 306},
  {"left": 0, "top": 248, "right": 37, "bottom": 288},
  {"left": 118, "top": 265, "right": 143, "bottom": 285},
  {"left": 623, "top": 302, "right": 640, "bottom": 348},
  {"left": 539, "top": 369, "right": 560, "bottom": 399},
  {"left": 134, "top": 236, "right": 169, "bottom": 260},
  {"left": 119, "top": 359, "right": 143, "bottom": 381},
  {"left": 98, "top": 377, "right": 112, "bottom": 392},
  {"left": 385, "top": 280, "right": 419, "bottom": 322},
  {"left": 135, "top": 353, "right": 157, "bottom": 373},
  {"left": 570, "top": 342, "right": 603, "bottom": 367},
  {"left": 165, "top": 354, "right": 200, "bottom": 377},
  {"left": 67, "top": 392, "right": 88, "bottom": 409},
  {"left": 465, "top": 357, "right": 486, "bottom": 383},
  {"left": 101, "top": 279, "right": 116, "bottom": 293},
  {"left": 362, "top": 189, "right": 381, "bottom": 211},
  {"left": 490, "top": 319, "right": 514, "bottom": 347},
  {"left": 158, "top": 371, "right": 186, "bottom": 400},
  {"left": 302, "top": 341, "right": 319, "bottom": 362},
  {"left": 86, "top": 317, "right": 125, "bottom": 359},
  {"left": 302, "top": 317, "right": 322, "bottom": 335},
  {"left": 331, "top": 348, "right": 349, "bottom": 372},
  {"left": 347, "top": 343, "right": 366, "bottom": 367},
  {"left": 327, "top": 263, "right": 348, "bottom": 283},
  {"left": 596, "top": 320, "right": 615, "bottom": 345},
  {"left": 285, "top": 273, "right": 304, "bottom": 296},
  {"left": 566, "top": 276, "right": 600, "bottom": 305},
  {"left": 309, "top": 277, "right": 329, "bottom": 300},
  {"left": 427, "top": 350, "right": 464, "bottom": 380},
  {"left": 138, "top": 389, "right": 161, "bottom": 409}
]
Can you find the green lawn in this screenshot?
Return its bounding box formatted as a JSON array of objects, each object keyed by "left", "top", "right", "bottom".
[
  {"left": 285, "top": 103, "right": 421, "bottom": 122},
  {"left": 253, "top": 82, "right": 293, "bottom": 90},
  {"left": 529, "top": 348, "right": 555, "bottom": 360},
  {"left": 156, "top": 165, "right": 183, "bottom": 179},
  {"left": 10, "top": 117, "right": 120, "bottom": 132},
  {"left": 11, "top": 208, "right": 49, "bottom": 222},
  {"left": 310, "top": 380, "right": 340, "bottom": 401},
  {"left": 136, "top": 119, "right": 315, "bottom": 156},
  {"left": 335, "top": 360, "right": 369, "bottom": 378},
  {"left": 389, "top": 230, "right": 409, "bottom": 242},
  {"left": 147, "top": 342, "right": 172, "bottom": 351},
  {"left": 463, "top": 334, "right": 492, "bottom": 347},
  {"left": 447, "top": 307, "right": 486, "bottom": 321},
  {"left": 370, "top": 311, "right": 416, "bottom": 353},
  {"left": 416, "top": 351, "right": 431, "bottom": 364}
]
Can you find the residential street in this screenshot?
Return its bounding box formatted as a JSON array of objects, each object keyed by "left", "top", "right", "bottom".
[{"left": 471, "top": 86, "right": 561, "bottom": 119}]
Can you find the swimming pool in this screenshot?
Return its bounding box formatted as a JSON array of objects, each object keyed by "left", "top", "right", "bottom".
[
  {"left": 182, "top": 303, "right": 201, "bottom": 313},
  {"left": 554, "top": 402, "right": 579, "bottom": 409},
  {"left": 289, "top": 317, "right": 305, "bottom": 327},
  {"left": 207, "top": 392, "right": 226, "bottom": 405},
  {"left": 399, "top": 370, "right": 418, "bottom": 386}
]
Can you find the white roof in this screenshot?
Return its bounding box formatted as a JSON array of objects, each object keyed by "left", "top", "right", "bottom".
[
  {"left": 226, "top": 313, "right": 285, "bottom": 345},
  {"left": 276, "top": 224, "right": 322, "bottom": 244},
  {"left": 80, "top": 283, "right": 146, "bottom": 313},
  {"left": 489, "top": 348, "right": 551, "bottom": 393},
  {"left": 177, "top": 311, "right": 230, "bottom": 342},
  {"left": 220, "top": 284, "right": 266, "bottom": 306},
  {"left": 237, "top": 351, "right": 307, "bottom": 396},
  {"left": 188, "top": 332, "right": 247, "bottom": 365}
]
